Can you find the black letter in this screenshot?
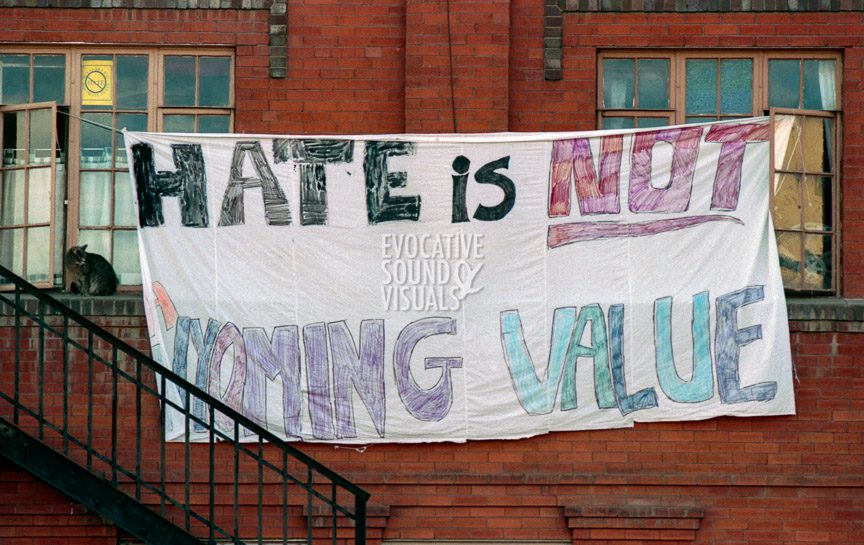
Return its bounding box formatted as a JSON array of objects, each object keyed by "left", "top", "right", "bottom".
[
  {"left": 132, "top": 142, "right": 208, "bottom": 227},
  {"left": 272, "top": 139, "right": 354, "bottom": 225},
  {"left": 218, "top": 141, "right": 291, "bottom": 226},
  {"left": 451, "top": 155, "right": 470, "bottom": 223},
  {"left": 364, "top": 141, "right": 420, "bottom": 224},
  {"left": 472, "top": 156, "right": 515, "bottom": 221}
]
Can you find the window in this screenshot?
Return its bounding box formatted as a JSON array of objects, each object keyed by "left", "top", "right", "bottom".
[
  {"left": 0, "top": 48, "right": 234, "bottom": 290},
  {"left": 598, "top": 51, "right": 840, "bottom": 294},
  {"left": 159, "top": 55, "right": 233, "bottom": 133}
]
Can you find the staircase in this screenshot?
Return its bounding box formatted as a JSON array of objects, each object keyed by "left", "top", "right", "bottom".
[{"left": 0, "top": 264, "right": 369, "bottom": 545}]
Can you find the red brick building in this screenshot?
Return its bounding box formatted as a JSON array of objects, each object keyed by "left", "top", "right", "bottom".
[{"left": 0, "top": 1, "right": 862, "bottom": 544}]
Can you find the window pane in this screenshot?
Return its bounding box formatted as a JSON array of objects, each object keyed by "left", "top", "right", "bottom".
[
  {"left": 1, "top": 170, "right": 25, "bottom": 225},
  {"left": 0, "top": 55, "right": 30, "bottom": 104},
  {"left": 27, "top": 167, "right": 51, "bottom": 224},
  {"left": 803, "top": 60, "right": 836, "bottom": 110},
  {"left": 164, "top": 114, "right": 195, "bottom": 132},
  {"left": 113, "top": 230, "right": 141, "bottom": 284},
  {"left": 602, "top": 116, "right": 634, "bottom": 130},
  {"left": 803, "top": 234, "right": 832, "bottom": 290},
  {"left": 801, "top": 116, "right": 833, "bottom": 174},
  {"left": 33, "top": 55, "right": 66, "bottom": 104},
  {"left": 3, "top": 111, "right": 25, "bottom": 166},
  {"left": 199, "top": 57, "right": 231, "bottom": 107},
  {"left": 80, "top": 113, "right": 113, "bottom": 168},
  {"left": 114, "top": 113, "right": 147, "bottom": 168},
  {"left": 164, "top": 56, "right": 196, "bottom": 106},
  {"left": 76, "top": 229, "right": 110, "bottom": 260},
  {"left": 822, "top": 118, "right": 835, "bottom": 174},
  {"left": 637, "top": 117, "right": 669, "bottom": 128},
  {"left": 769, "top": 59, "right": 800, "bottom": 108},
  {"left": 26, "top": 226, "right": 49, "bottom": 284},
  {"left": 720, "top": 59, "right": 752, "bottom": 115},
  {"left": 803, "top": 175, "right": 832, "bottom": 231},
  {"left": 0, "top": 228, "right": 24, "bottom": 276},
  {"left": 114, "top": 171, "right": 136, "bottom": 227},
  {"left": 774, "top": 114, "right": 802, "bottom": 172},
  {"left": 117, "top": 55, "right": 149, "bottom": 110},
  {"left": 79, "top": 171, "right": 112, "bottom": 226},
  {"left": 29, "top": 108, "right": 52, "bottom": 164},
  {"left": 198, "top": 114, "right": 230, "bottom": 133},
  {"left": 686, "top": 59, "right": 717, "bottom": 115},
  {"left": 602, "top": 59, "right": 634, "bottom": 109},
  {"left": 637, "top": 58, "right": 669, "bottom": 109},
  {"left": 776, "top": 231, "right": 802, "bottom": 288},
  {"left": 773, "top": 173, "right": 801, "bottom": 230},
  {"left": 804, "top": 117, "right": 831, "bottom": 172}
]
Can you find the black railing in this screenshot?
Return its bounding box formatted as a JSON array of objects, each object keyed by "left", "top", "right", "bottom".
[{"left": 0, "top": 264, "right": 369, "bottom": 545}]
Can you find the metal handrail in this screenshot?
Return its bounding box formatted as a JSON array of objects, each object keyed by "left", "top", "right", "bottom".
[{"left": 0, "top": 263, "right": 369, "bottom": 545}]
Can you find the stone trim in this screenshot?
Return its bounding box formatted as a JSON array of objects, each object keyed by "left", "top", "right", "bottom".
[
  {"left": 4, "top": 294, "right": 864, "bottom": 331},
  {"left": 0, "top": 1, "right": 287, "bottom": 79},
  {"left": 564, "top": 504, "right": 705, "bottom": 543},
  {"left": 544, "top": 0, "right": 863, "bottom": 80},
  {"left": 788, "top": 297, "right": 864, "bottom": 332}
]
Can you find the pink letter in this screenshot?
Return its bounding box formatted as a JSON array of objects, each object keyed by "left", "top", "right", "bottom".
[
  {"left": 705, "top": 122, "right": 769, "bottom": 211},
  {"left": 549, "top": 136, "right": 622, "bottom": 217},
  {"left": 629, "top": 126, "right": 703, "bottom": 213}
]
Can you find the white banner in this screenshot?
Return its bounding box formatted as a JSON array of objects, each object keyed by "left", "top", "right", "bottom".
[{"left": 126, "top": 117, "right": 795, "bottom": 443}]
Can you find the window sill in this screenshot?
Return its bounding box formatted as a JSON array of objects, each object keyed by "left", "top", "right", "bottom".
[
  {"left": 3, "top": 294, "right": 864, "bottom": 332},
  {"left": 0, "top": 292, "right": 145, "bottom": 318},
  {"left": 787, "top": 297, "right": 864, "bottom": 332}
]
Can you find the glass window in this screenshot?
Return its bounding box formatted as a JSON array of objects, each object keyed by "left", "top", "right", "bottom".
[
  {"left": 0, "top": 47, "right": 233, "bottom": 292},
  {"left": 0, "top": 55, "right": 30, "bottom": 105},
  {"left": 0, "top": 104, "right": 60, "bottom": 286},
  {"left": 601, "top": 57, "right": 669, "bottom": 110},
  {"left": 598, "top": 51, "right": 840, "bottom": 294},
  {"left": 160, "top": 54, "right": 233, "bottom": 135},
  {"left": 34, "top": 55, "right": 66, "bottom": 104},
  {"left": 164, "top": 56, "right": 196, "bottom": 106},
  {"left": 78, "top": 54, "right": 150, "bottom": 288},
  {"left": 773, "top": 113, "right": 835, "bottom": 291},
  {"left": 199, "top": 56, "right": 231, "bottom": 107}
]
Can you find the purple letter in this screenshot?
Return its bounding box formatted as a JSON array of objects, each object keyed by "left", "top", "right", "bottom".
[
  {"left": 549, "top": 136, "right": 622, "bottom": 217},
  {"left": 394, "top": 318, "right": 463, "bottom": 422},
  {"left": 208, "top": 322, "right": 248, "bottom": 432},
  {"left": 243, "top": 326, "right": 302, "bottom": 438},
  {"left": 629, "top": 126, "right": 703, "bottom": 213},
  {"left": 303, "top": 323, "right": 334, "bottom": 440},
  {"left": 328, "top": 320, "right": 386, "bottom": 439},
  {"left": 705, "top": 122, "right": 770, "bottom": 211}
]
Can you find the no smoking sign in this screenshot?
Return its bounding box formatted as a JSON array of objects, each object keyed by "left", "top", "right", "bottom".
[{"left": 81, "top": 60, "right": 113, "bottom": 106}]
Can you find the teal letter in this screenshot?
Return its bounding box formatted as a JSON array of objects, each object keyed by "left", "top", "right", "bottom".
[
  {"left": 501, "top": 308, "right": 577, "bottom": 414},
  {"left": 570, "top": 304, "right": 616, "bottom": 409},
  {"left": 715, "top": 286, "right": 776, "bottom": 403},
  {"left": 654, "top": 292, "right": 714, "bottom": 403},
  {"left": 609, "top": 304, "right": 658, "bottom": 415}
]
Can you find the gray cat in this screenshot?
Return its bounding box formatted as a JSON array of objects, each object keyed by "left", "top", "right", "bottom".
[{"left": 65, "top": 245, "right": 118, "bottom": 296}]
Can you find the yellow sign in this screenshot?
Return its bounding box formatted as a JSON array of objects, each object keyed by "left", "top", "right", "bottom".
[{"left": 81, "top": 60, "right": 113, "bottom": 106}]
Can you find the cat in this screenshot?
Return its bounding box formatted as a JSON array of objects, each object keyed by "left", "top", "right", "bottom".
[{"left": 65, "top": 245, "right": 118, "bottom": 296}]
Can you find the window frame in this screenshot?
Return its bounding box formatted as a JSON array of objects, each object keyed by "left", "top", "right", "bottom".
[
  {"left": 597, "top": 49, "right": 842, "bottom": 295},
  {"left": 0, "top": 101, "right": 61, "bottom": 288},
  {"left": 769, "top": 107, "right": 840, "bottom": 293},
  {"left": 0, "top": 46, "right": 235, "bottom": 292}
]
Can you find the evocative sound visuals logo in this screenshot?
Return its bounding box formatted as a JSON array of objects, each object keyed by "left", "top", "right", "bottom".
[
  {"left": 381, "top": 233, "right": 484, "bottom": 312},
  {"left": 81, "top": 60, "right": 113, "bottom": 106}
]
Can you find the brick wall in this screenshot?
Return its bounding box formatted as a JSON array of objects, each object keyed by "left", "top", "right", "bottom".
[
  {"left": 1, "top": 304, "right": 861, "bottom": 543},
  {"left": 1, "top": 2, "right": 863, "bottom": 544},
  {"left": 0, "top": 462, "right": 119, "bottom": 545}
]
